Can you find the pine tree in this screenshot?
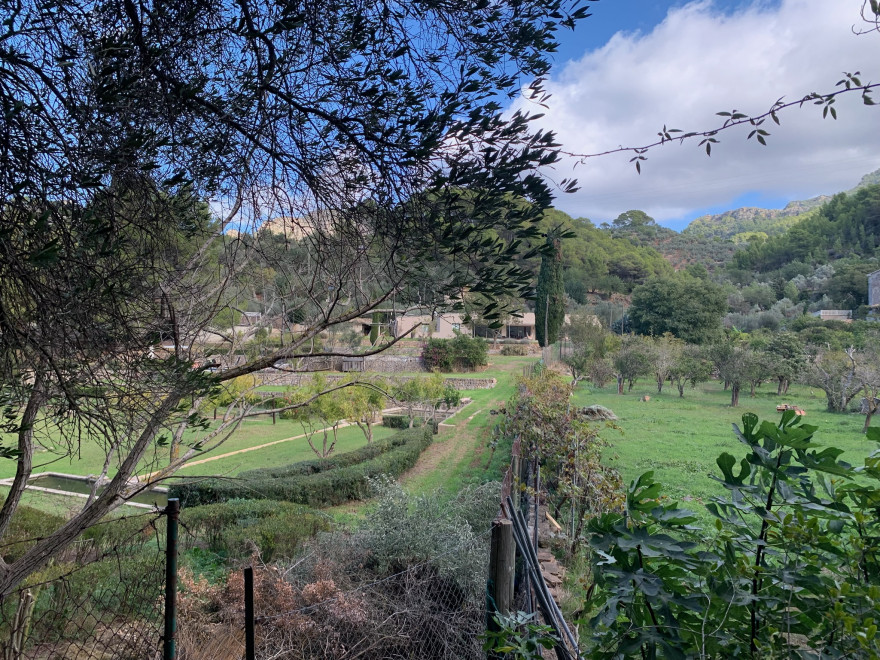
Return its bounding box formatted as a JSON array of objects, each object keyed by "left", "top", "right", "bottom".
[{"left": 536, "top": 235, "right": 565, "bottom": 347}]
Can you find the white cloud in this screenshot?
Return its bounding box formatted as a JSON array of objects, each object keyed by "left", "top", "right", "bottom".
[{"left": 517, "top": 0, "right": 880, "bottom": 228}]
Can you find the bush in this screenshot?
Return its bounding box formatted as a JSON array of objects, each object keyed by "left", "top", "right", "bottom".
[
  {"left": 181, "top": 499, "right": 331, "bottom": 561},
  {"left": 421, "top": 334, "right": 488, "bottom": 372},
  {"left": 169, "top": 427, "right": 433, "bottom": 507},
  {"left": 383, "top": 414, "right": 411, "bottom": 428},
  {"left": 382, "top": 414, "right": 429, "bottom": 429},
  {"left": 1, "top": 506, "right": 66, "bottom": 562},
  {"left": 500, "top": 344, "right": 528, "bottom": 356},
  {"left": 585, "top": 416, "right": 880, "bottom": 658}
]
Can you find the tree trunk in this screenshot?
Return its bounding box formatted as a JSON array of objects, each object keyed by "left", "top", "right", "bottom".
[
  {"left": 777, "top": 378, "right": 784, "bottom": 395},
  {"left": 782, "top": 379, "right": 790, "bottom": 394},
  {"left": 656, "top": 375, "right": 663, "bottom": 394},
  {"left": 731, "top": 383, "right": 740, "bottom": 407},
  {"left": 627, "top": 378, "right": 635, "bottom": 392},
  {"left": 750, "top": 381, "right": 756, "bottom": 397},
  {"left": 617, "top": 376, "right": 624, "bottom": 395},
  {"left": 677, "top": 381, "right": 685, "bottom": 398}
]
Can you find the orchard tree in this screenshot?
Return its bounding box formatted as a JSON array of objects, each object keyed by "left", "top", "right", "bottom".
[
  {"left": 0, "top": 0, "right": 589, "bottom": 596},
  {"left": 612, "top": 335, "right": 655, "bottom": 395},
  {"left": 629, "top": 277, "right": 728, "bottom": 344},
  {"left": 805, "top": 347, "right": 865, "bottom": 413},
  {"left": 562, "top": 312, "right": 616, "bottom": 388},
  {"left": 651, "top": 334, "right": 683, "bottom": 394},
  {"left": 669, "top": 344, "right": 712, "bottom": 398},
  {"left": 345, "top": 383, "right": 389, "bottom": 445},
  {"left": 766, "top": 332, "right": 808, "bottom": 395},
  {"left": 709, "top": 341, "right": 757, "bottom": 407}
]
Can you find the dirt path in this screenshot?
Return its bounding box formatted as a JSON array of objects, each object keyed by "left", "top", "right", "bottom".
[{"left": 399, "top": 406, "right": 486, "bottom": 484}]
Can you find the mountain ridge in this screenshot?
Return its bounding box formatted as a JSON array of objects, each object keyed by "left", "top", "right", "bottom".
[{"left": 682, "top": 167, "right": 880, "bottom": 241}]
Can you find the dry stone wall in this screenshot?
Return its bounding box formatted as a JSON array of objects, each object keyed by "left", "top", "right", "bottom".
[{"left": 256, "top": 370, "right": 495, "bottom": 390}]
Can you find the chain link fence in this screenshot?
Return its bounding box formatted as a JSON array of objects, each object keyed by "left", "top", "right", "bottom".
[
  {"left": 171, "top": 526, "right": 493, "bottom": 660},
  {"left": 0, "top": 510, "right": 168, "bottom": 660}
]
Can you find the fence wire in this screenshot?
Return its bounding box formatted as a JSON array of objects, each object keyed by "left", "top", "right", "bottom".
[
  {"left": 175, "top": 528, "right": 493, "bottom": 660},
  {"left": 0, "top": 510, "right": 167, "bottom": 660}
]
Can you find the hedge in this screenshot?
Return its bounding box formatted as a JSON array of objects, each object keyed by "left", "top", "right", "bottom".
[
  {"left": 168, "top": 426, "right": 433, "bottom": 508},
  {"left": 180, "top": 499, "right": 331, "bottom": 561}
]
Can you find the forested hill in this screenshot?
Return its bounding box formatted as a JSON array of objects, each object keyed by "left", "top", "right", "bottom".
[
  {"left": 732, "top": 182, "right": 880, "bottom": 273},
  {"left": 537, "top": 208, "right": 739, "bottom": 304},
  {"left": 683, "top": 167, "right": 880, "bottom": 241}
]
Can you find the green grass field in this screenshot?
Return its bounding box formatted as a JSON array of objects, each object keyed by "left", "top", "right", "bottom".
[{"left": 571, "top": 378, "right": 874, "bottom": 512}]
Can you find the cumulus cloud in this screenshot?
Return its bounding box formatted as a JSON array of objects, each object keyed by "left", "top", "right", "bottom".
[{"left": 517, "top": 0, "right": 880, "bottom": 228}]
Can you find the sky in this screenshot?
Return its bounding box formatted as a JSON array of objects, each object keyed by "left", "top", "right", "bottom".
[{"left": 518, "top": 0, "right": 880, "bottom": 231}]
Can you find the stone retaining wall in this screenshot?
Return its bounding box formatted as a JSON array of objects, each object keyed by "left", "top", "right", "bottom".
[{"left": 256, "top": 371, "right": 495, "bottom": 390}]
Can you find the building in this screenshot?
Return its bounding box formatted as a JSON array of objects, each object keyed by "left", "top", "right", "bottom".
[
  {"left": 811, "top": 310, "right": 853, "bottom": 322},
  {"left": 870, "top": 269, "right": 880, "bottom": 307}
]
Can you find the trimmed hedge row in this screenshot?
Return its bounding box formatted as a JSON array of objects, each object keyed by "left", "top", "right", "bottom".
[
  {"left": 241, "top": 429, "right": 422, "bottom": 480},
  {"left": 168, "top": 427, "right": 432, "bottom": 508}
]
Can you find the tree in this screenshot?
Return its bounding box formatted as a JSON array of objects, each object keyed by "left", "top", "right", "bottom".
[
  {"left": 612, "top": 335, "right": 654, "bottom": 395},
  {"left": 669, "top": 344, "right": 712, "bottom": 398},
  {"left": 0, "top": 0, "right": 589, "bottom": 596},
  {"left": 629, "top": 277, "right": 727, "bottom": 344},
  {"left": 858, "top": 346, "right": 880, "bottom": 433},
  {"left": 562, "top": 312, "right": 616, "bottom": 388},
  {"left": 650, "top": 334, "right": 682, "bottom": 394},
  {"left": 535, "top": 234, "right": 566, "bottom": 347},
  {"left": 766, "top": 332, "right": 808, "bottom": 395},
  {"left": 709, "top": 340, "right": 755, "bottom": 407},
  {"left": 805, "top": 346, "right": 866, "bottom": 413},
  {"left": 392, "top": 373, "right": 457, "bottom": 429},
  {"left": 345, "top": 384, "right": 389, "bottom": 445}
]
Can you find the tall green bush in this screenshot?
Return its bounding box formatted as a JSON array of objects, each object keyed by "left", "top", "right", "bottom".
[{"left": 421, "top": 334, "right": 488, "bottom": 372}]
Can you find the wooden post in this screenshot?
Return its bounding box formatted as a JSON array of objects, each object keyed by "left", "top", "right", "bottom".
[
  {"left": 511, "top": 455, "right": 521, "bottom": 509},
  {"left": 489, "top": 518, "right": 515, "bottom": 618},
  {"left": 244, "top": 566, "right": 255, "bottom": 660}
]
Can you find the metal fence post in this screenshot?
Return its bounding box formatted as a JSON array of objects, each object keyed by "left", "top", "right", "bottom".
[
  {"left": 163, "top": 498, "right": 180, "bottom": 660},
  {"left": 244, "top": 566, "right": 255, "bottom": 660}
]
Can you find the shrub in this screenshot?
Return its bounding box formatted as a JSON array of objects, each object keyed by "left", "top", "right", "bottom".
[
  {"left": 181, "top": 499, "right": 331, "bottom": 561},
  {"left": 585, "top": 416, "right": 880, "bottom": 658},
  {"left": 382, "top": 414, "right": 420, "bottom": 429},
  {"left": 361, "top": 477, "right": 500, "bottom": 597},
  {"left": 500, "top": 344, "right": 528, "bottom": 356},
  {"left": 1, "top": 506, "right": 66, "bottom": 562},
  {"left": 169, "top": 427, "right": 433, "bottom": 507},
  {"left": 421, "top": 334, "right": 487, "bottom": 372}
]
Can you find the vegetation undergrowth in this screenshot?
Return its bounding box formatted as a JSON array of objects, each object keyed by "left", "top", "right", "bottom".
[{"left": 582, "top": 414, "right": 880, "bottom": 658}]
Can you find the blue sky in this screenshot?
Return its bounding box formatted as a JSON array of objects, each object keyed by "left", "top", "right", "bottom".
[{"left": 519, "top": 0, "right": 880, "bottom": 230}]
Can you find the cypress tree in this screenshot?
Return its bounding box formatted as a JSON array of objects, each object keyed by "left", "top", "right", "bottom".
[{"left": 535, "top": 235, "right": 565, "bottom": 347}]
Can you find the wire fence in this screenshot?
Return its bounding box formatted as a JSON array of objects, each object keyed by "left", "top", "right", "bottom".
[
  {"left": 175, "top": 526, "right": 494, "bottom": 660},
  {"left": 0, "top": 429, "right": 571, "bottom": 660},
  {"left": 0, "top": 510, "right": 168, "bottom": 660}
]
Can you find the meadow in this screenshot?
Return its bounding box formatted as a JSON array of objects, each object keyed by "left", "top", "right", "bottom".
[{"left": 572, "top": 377, "right": 874, "bottom": 513}]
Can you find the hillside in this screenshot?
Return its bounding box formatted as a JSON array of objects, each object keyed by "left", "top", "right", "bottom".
[{"left": 683, "top": 167, "right": 880, "bottom": 241}]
